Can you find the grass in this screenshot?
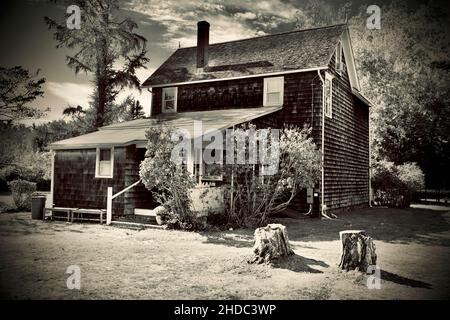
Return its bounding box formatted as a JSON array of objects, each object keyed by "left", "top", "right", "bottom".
[{"left": 0, "top": 205, "right": 449, "bottom": 299}]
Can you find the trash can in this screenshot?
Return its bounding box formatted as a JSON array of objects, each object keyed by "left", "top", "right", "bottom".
[{"left": 31, "top": 193, "right": 46, "bottom": 220}]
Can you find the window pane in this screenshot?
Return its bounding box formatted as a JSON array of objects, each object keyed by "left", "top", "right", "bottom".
[
  {"left": 163, "top": 88, "right": 175, "bottom": 100},
  {"left": 100, "top": 149, "right": 111, "bottom": 161},
  {"left": 164, "top": 100, "right": 175, "bottom": 110},
  {"left": 267, "top": 79, "right": 281, "bottom": 92},
  {"left": 267, "top": 92, "right": 280, "bottom": 104},
  {"left": 99, "top": 161, "right": 111, "bottom": 176}
]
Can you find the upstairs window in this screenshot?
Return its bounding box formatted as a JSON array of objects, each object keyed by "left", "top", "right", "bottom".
[
  {"left": 324, "top": 73, "right": 333, "bottom": 118},
  {"left": 335, "top": 41, "right": 344, "bottom": 75},
  {"left": 162, "top": 87, "right": 177, "bottom": 113},
  {"left": 263, "top": 77, "right": 284, "bottom": 107},
  {"left": 96, "top": 147, "right": 114, "bottom": 178}
]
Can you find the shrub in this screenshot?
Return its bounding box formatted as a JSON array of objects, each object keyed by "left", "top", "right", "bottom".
[
  {"left": 223, "top": 125, "right": 321, "bottom": 227},
  {"left": 139, "top": 125, "right": 198, "bottom": 229},
  {"left": 372, "top": 160, "right": 425, "bottom": 207},
  {"left": 7, "top": 179, "right": 37, "bottom": 211}
]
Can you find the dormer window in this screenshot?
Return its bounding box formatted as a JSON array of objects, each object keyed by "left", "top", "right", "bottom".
[
  {"left": 335, "top": 41, "right": 344, "bottom": 75},
  {"left": 162, "top": 87, "right": 177, "bottom": 113},
  {"left": 263, "top": 76, "right": 284, "bottom": 107}
]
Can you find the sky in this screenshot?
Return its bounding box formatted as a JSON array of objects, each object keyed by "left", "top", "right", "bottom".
[{"left": 0, "top": 0, "right": 442, "bottom": 124}]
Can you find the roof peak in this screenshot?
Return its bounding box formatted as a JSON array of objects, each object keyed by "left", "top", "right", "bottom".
[{"left": 178, "top": 23, "right": 347, "bottom": 50}]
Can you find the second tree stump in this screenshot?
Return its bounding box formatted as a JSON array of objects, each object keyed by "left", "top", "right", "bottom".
[{"left": 338, "top": 230, "right": 377, "bottom": 272}]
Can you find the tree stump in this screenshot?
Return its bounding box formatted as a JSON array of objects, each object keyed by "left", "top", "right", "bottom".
[
  {"left": 338, "top": 230, "right": 377, "bottom": 272},
  {"left": 248, "top": 224, "right": 294, "bottom": 264}
]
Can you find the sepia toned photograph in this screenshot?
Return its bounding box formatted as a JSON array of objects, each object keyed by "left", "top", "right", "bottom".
[{"left": 0, "top": 0, "right": 449, "bottom": 306}]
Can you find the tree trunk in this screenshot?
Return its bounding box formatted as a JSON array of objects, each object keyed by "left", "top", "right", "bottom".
[
  {"left": 248, "top": 224, "right": 294, "bottom": 264},
  {"left": 338, "top": 230, "right": 377, "bottom": 272}
]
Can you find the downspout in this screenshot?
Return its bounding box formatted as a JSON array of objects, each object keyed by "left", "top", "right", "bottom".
[{"left": 317, "top": 70, "right": 325, "bottom": 217}]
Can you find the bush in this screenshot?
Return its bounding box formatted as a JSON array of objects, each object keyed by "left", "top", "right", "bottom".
[
  {"left": 7, "top": 179, "right": 37, "bottom": 211},
  {"left": 372, "top": 160, "right": 425, "bottom": 207},
  {"left": 139, "top": 125, "right": 198, "bottom": 229},
  {"left": 223, "top": 125, "right": 321, "bottom": 227}
]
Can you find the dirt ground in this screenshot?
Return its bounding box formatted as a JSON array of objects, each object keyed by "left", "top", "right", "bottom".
[{"left": 0, "top": 205, "right": 449, "bottom": 299}]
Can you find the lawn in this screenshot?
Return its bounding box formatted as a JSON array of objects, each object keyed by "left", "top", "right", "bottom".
[{"left": 0, "top": 205, "right": 449, "bottom": 299}]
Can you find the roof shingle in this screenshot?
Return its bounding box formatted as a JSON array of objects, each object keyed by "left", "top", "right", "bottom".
[{"left": 142, "top": 24, "right": 346, "bottom": 87}]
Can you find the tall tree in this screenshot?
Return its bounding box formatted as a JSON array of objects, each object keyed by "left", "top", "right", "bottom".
[
  {"left": 0, "top": 66, "right": 47, "bottom": 124},
  {"left": 45, "top": 0, "right": 149, "bottom": 128},
  {"left": 348, "top": 1, "right": 450, "bottom": 188}
]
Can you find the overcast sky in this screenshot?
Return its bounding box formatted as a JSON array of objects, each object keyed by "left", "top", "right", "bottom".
[{"left": 0, "top": 0, "right": 438, "bottom": 124}]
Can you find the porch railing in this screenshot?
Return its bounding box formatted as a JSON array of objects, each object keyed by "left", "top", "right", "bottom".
[{"left": 106, "top": 179, "right": 142, "bottom": 225}]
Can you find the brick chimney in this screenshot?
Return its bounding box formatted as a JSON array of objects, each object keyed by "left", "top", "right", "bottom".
[{"left": 196, "top": 21, "right": 210, "bottom": 71}]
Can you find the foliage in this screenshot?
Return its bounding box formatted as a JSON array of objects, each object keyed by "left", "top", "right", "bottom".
[
  {"left": 372, "top": 160, "right": 425, "bottom": 207},
  {"left": 139, "top": 125, "right": 198, "bottom": 228},
  {"left": 348, "top": 1, "right": 450, "bottom": 189},
  {"left": 0, "top": 66, "right": 48, "bottom": 123},
  {"left": 294, "top": 1, "right": 450, "bottom": 189},
  {"left": 33, "top": 119, "right": 84, "bottom": 151},
  {"left": 125, "top": 99, "right": 145, "bottom": 121},
  {"left": 7, "top": 179, "right": 37, "bottom": 211},
  {"left": 0, "top": 123, "right": 52, "bottom": 191},
  {"left": 223, "top": 125, "right": 321, "bottom": 227},
  {"left": 45, "top": 0, "right": 149, "bottom": 128}
]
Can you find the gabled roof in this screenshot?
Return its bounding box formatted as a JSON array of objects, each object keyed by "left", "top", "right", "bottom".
[
  {"left": 49, "top": 107, "right": 282, "bottom": 150},
  {"left": 142, "top": 24, "right": 348, "bottom": 88}
]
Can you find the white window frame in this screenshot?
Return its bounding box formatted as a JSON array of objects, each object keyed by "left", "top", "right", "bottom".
[
  {"left": 162, "top": 87, "right": 178, "bottom": 113},
  {"left": 324, "top": 73, "right": 333, "bottom": 119},
  {"left": 263, "top": 76, "right": 284, "bottom": 107},
  {"left": 95, "top": 147, "right": 114, "bottom": 178}
]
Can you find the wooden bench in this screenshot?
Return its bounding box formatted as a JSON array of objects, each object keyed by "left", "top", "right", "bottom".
[
  {"left": 72, "top": 208, "right": 107, "bottom": 224},
  {"left": 44, "top": 207, "right": 107, "bottom": 224},
  {"left": 44, "top": 207, "right": 78, "bottom": 222}
]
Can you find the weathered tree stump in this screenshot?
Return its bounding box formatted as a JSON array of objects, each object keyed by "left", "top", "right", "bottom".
[
  {"left": 338, "top": 230, "right": 377, "bottom": 272},
  {"left": 248, "top": 224, "right": 294, "bottom": 264}
]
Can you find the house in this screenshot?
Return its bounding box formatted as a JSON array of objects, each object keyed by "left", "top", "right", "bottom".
[{"left": 49, "top": 21, "right": 372, "bottom": 221}]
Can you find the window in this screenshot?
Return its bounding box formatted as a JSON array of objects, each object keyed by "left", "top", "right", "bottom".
[
  {"left": 162, "top": 87, "right": 177, "bottom": 113},
  {"left": 335, "top": 41, "right": 344, "bottom": 75},
  {"left": 324, "top": 73, "right": 333, "bottom": 118},
  {"left": 263, "top": 77, "right": 284, "bottom": 107},
  {"left": 95, "top": 147, "right": 114, "bottom": 178},
  {"left": 202, "top": 149, "right": 223, "bottom": 181}
]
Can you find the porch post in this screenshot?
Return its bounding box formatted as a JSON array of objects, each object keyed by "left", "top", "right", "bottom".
[{"left": 106, "top": 187, "right": 113, "bottom": 225}]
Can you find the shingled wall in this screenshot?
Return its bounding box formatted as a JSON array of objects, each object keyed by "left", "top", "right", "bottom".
[
  {"left": 322, "top": 52, "right": 370, "bottom": 211},
  {"left": 53, "top": 146, "right": 156, "bottom": 216}
]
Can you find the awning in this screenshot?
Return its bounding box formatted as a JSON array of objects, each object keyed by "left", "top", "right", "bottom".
[{"left": 49, "top": 107, "right": 282, "bottom": 150}]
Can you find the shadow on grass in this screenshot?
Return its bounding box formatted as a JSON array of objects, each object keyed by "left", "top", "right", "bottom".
[
  {"left": 282, "top": 206, "right": 450, "bottom": 246},
  {"left": 381, "top": 270, "right": 432, "bottom": 289},
  {"left": 271, "top": 254, "right": 329, "bottom": 273},
  {"left": 203, "top": 233, "right": 253, "bottom": 248}
]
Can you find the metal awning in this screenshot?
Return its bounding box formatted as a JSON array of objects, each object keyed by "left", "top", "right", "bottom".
[{"left": 49, "top": 107, "right": 282, "bottom": 150}]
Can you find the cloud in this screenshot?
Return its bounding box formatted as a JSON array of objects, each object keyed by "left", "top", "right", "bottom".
[
  {"left": 127, "top": 0, "right": 299, "bottom": 49},
  {"left": 46, "top": 81, "right": 92, "bottom": 108}
]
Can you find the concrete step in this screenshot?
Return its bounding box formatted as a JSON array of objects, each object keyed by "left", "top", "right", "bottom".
[{"left": 110, "top": 221, "right": 165, "bottom": 231}]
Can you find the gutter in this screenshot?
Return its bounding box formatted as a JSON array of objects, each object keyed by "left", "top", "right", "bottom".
[{"left": 143, "top": 67, "right": 327, "bottom": 88}]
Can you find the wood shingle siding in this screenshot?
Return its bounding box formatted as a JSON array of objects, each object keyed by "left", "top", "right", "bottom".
[
  {"left": 54, "top": 146, "right": 157, "bottom": 216},
  {"left": 322, "top": 51, "right": 369, "bottom": 211}
]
